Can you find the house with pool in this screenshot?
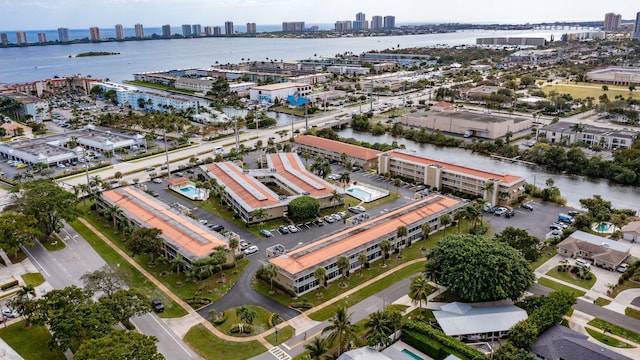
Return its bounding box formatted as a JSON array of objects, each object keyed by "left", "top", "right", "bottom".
[
  {"left": 267, "top": 194, "right": 465, "bottom": 296},
  {"left": 197, "top": 152, "right": 342, "bottom": 224}
]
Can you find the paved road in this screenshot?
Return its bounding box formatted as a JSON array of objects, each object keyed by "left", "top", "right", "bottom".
[{"left": 23, "top": 223, "right": 200, "bottom": 360}]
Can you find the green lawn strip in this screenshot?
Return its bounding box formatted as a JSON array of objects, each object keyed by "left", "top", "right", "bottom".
[
  {"left": 545, "top": 267, "right": 596, "bottom": 289},
  {"left": 21, "top": 273, "right": 44, "bottom": 287},
  {"left": 596, "top": 297, "right": 612, "bottom": 306},
  {"left": 405, "top": 307, "right": 436, "bottom": 323},
  {"left": 264, "top": 325, "right": 294, "bottom": 346},
  {"left": 537, "top": 277, "right": 586, "bottom": 298},
  {"left": 41, "top": 234, "right": 67, "bottom": 251},
  {"left": 213, "top": 305, "right": 273, "bottom": 336},
  {"left": 309, "top": 262, "right": 428, "bottom": 321},
  {"left": 626, "top": 307, "right": 640, "bottom": 320},
  {"left": 610, "top": 279, "right": 640, "bottom": 298},
  {"left": 69, "top": 218, "right": 187, "bottom": 318},
  {"left": 0, "top": 290, "right": 21, "bottom": 301},
  {"left": 530, "top": 245, "right": 557, "bottom": 271},
  {"left": 588, "top": 318, "right": 640, "bottom": 344},
  {"left": 0, "top": 320, "right": 66, "bottom": 360},
  {"left": 183, "top": 324, "right": 267, "bottom": 360},
  {"left": 585, "top": 328, "right": 635, "bottom": 348}
]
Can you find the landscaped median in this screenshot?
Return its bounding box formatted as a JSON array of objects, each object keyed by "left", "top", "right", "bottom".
[{"left": 537, "top": 277, "right": 586, "bottom": 298}]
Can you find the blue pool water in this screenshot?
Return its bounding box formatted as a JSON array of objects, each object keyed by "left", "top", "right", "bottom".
[
  {"left": 180, "top": 186, "right": 198, "bottom": 197},
  {"left": 596, "top": 223, "right": 612, "bottom": 232},
  {"left": 401, "top": 349, "right": 424, "bottom": 360},
  {"left": 347, "top": 187, "right": 373, "bottom": 200}
]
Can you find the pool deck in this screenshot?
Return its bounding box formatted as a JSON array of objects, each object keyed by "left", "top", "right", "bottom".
[{"left": 347, "top": 183, "right": 389, "bottom": 203}]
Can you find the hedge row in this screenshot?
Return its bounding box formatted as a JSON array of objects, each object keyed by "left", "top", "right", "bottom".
[
  {"left": 0, "top": 280, "right": 19, "bottom": 291},
  {"left": 402, "top": 320, "right": 487, "bottom": 360}
]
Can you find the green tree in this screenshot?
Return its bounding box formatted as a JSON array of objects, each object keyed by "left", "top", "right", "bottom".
[
  {"left": 393, "top": 178, "right": 402, "bottom": 194},
  {"left": 236, "top": 306, "right": 258, "bottom": 325},
  {"left": 358, "top": 252, "right": 369, "bottom": 274},
  {"left": 339, "top": 171, "right": 351, "bottom": 190},
  {"left": 80, "top": 265, "right": 127, "bottom": 297},
  {"left": 74, "top": 330, "right": 164, "bottom": 360},
  {"left": 314, "top": 266, "right": 327, "bottom": 289},
  {"left": 379, "top": 239, "right": 391, "bottom": 266},
  {"left": 127, "top": 227, "right": 163, "bottom": 261},
  {"left": 263, "top": 263, "right": 278, "bottom": 290},
  {"left": 365, "top": 311, "right": 393, "bottom": 348},
  {"left": 337, "top": 255, "right": 351, "bottom": 279},
  {"left": 98, "top": 289, "right": 150, "bottom": 327},
  {"left": 439, "top": 213, "right": 452, "bottom": 230},
  {"left": 409, "top": 274, "right": 430, "bottom": 317},
  {"left": 304, "top": 336, "right": 332, "bottom": 360},
  {"left": 395, "top": 225, "right": 408, "bottom": 253},
  {"left": 425, "top": 235, "right": 535, "bottom": 302},
  {"left": 9, "top": 179, "right": 80, "bottom": 240},
  {"left": 0, "top": 211, "right": 38, "bottom": 258},
  {"left": 494, "top": 226, "right": 542, "bottom": 262},
  {"left": 508, "top": 320, "right": 538, "bottom": 351},
  {"left": 322, "top": 306, "right": 357, "bottom": 355},
  {"left": 288, "top": 196, "right": 320, "bottom": 220},
  {"left": 493, "top": 342, "right": 537, "bottom": 360}
]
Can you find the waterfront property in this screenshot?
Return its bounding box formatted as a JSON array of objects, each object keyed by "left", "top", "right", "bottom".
[
  {"left": 168, "top": 177, "right": 209, "bottom": 201},
  {"left": 248, "top": 82, "right": 311, "bottom": 104},
  {"left": 267, "top": 194, "right": 465, "bottom": 296},
  {"left": 537, "top": 121, "right": 638, "bottom": 150},
  {"left": 0, "top": 74, "right": 98, "bottom": 97},
  {"left": 294, "top": 135, "right": 381, "bottom": 170},
  {"left": 97, "top": 186, "right": 229, "bottom": 267},
  {"left": 198, "top": 152, "right": 342, "bottom": 224},
  {"left": 95, "top": 81, "right": 200, "bottom": 114},
  {"left": 346, "top": 184, "right": 388, "bottom": 203},
  {"left": 556, "top": 231, "right": 631, "bottom": 270},
  {"left": 621, "top": 221, "right": 640, "bottom": 242},
  {"left": 377, "top": 150, "right": 526, "bottom": 206}
]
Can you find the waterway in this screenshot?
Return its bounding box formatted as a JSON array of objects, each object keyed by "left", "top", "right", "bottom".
[{"left": 337, "top": 128, "right": 640, "bottom": 211}]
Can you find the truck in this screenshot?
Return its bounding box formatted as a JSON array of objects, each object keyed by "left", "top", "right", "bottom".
[
  {"left": 558, "top": 213, "right": 574, "bottom": 224},
  {"left": 463, "top": 130, "right": 473, "bottom": 138}
]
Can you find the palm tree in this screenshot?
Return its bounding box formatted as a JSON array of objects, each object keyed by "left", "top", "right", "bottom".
[
  {"left": 302, "top": 152, "right": 311, "bottom": 167},
  {"left": 379, "top": 239, "right": 391, "bottom": 266},
  {"left": 482, "top": 180, "right": 495, "bottom": 203},
  {"left": 393, "top": 178, "right": 402, "bottom": 194},
  {"left": 322, "top": 306, "right": 357, "bottom": 355},
  {"left": 337, "top": 256, "right": 350, "bottom": 280},
  {"left": 357, "top": 252, "right": 368, "bottom": 274},
  {"left": 453, "top": 208, "right": 467, "bottom": 234},
  {"left": 329, "top": 190, "right": 342, "bottom": 209},
  {"left": 304, "top": 336, "right": 332, "bottom": 360},
  {"left": 439, "top": 213, "right": 452, "bottom": 231},
  {"left": 339, "top": 172, "right": 350, "bottom": 190},
  {"left": 263, "top": 263, "right": 278, "bottom": 290},
  {"left": 465, "top": 204, "right": 481, "bottom": 228},
  {"left": 171, "top": 254, "right": 186, "bottom": 282},
  {"left": 314, "top": 266, "right": 327, "bottom": 289},
  {"left": 252, "top": 208, "right": 267, "bottom": 226},
  {"left": 409, "top": 274, "right": 430, "bottom": 318},
  {"left": 340, "top": 152, "right": 348, "bottom": 165},
  {"left": 570, "top": 123, "right": 584, "bottom": 142},
  {"left": 395, "top": 226, "right": 408, "bottom": 253},
  {"left": 365, "top": 311, "right": 393, "bottom": 349},
  {"left": 228, "top": 238, "right": 239, "bottom": 265}
]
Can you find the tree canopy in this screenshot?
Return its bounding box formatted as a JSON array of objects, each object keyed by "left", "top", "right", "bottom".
[
  {"left": 74, "top": 330, "right": 164, "bottom": 360},
  {"left": 0, "top": 211, "right": 38, "bottom": 257},
  {"left": 287, "top": 196, "right": 320, "bottom": 220},
  {"left": 494, "top": 226, "right": 541, "bottom": 262},
  {"left": 425, "top": 234, "right": 534, "bottom": 302}
]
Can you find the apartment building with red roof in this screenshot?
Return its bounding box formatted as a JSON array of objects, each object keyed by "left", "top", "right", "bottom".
[
  {"left": 268, "top": 194, "right": 465, "bottom": 296},
  {"left": 378, "top": 150, "right": 526, "bottom": 206},
  {"left": 294, "top": 135, "right": 381, "bottom": 170}
]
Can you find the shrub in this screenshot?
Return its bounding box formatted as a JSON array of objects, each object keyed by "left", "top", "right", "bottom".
[
  {"left": 186, "top": 296, "right": 212, "bottom": 307},
  {"left": 402, "top": 321, "right": 486, "bottom": 360},
  {"left": 290, "top": 301, "right": 312, "bottom": 311},
  {"left": 1, "top": 280, "right": 19, "bottom": 290},
  {"left": 211, "top": 311, "right": 227, "bottom": 325},
  {"left": 269, "top": 313, "right": 282, "bottom": 327}
]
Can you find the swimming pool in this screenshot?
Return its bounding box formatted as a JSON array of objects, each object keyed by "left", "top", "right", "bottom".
[
  {"left": 180, "top": 186, "right": 199, "bottom": 197},
  {"left": 596, "top": 223, "right": 612, "bottom": 232},
  {"left": 348, "top": 187, "right": 373, "bottom": 200},
  {"left": 346, "top": 184, "right": 389, "bottom": 203},
  {"left": 401, "top": 349, "right": 423, "bottom": 360},
  {"left": 171, "top": 183, "right": 209, "bottom": 201},
  {"left": 591, "top": 221, "right": 616, "bottom": 234}
]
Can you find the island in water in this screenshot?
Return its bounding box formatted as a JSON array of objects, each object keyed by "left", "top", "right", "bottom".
[{"left": 72, "top": 51, "right": 120, "bottom": 58}]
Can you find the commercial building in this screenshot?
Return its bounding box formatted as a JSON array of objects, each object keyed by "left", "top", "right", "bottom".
[
  {"left": 115, "top": 24, "right": 125, "bottom": 40},
  {"left": 225, "top": 21, "right": 234, "bottom": 35},
  {"left": 294, "top": 135, "right": 382, "bottom": 170},
  {"left": 37, "top": 32, "right": 47, "bottom": 43},
  {"left": 268, "top": 194, "right": 465, "bottom": 296},
  {"left": 282, "top": 22, "right": 305, "bottom": 32},
  {"left": 181, "top": 25, "right": 192, "bottom": 37},
  {"left": 383, "top": 16, "right": 396, "bottom": 29},
  {"left": 248, "top": 82, "right": 311, "bottom": 103},
  {"left": 16, "top": 32, "right": 27, "bottom": 45},
  {"left": 586, "top": 66, "right": 640, "bottom": 86},
  {"left": 557, "top": 231, "right": 631, "bottom": 270},
  {"left": 603, "top": 12, "right": 622, "bottom": 31},
  {"left": 378, "top": 150, "right": 526, "bottom": 205},
  {"left": 57, "top": 27, "right": 69, "bottom": 42},
  {"left": 97, "top": 186, "right": 228, "bottom": 267},
  {"left": 433, "top": 302, "right": 528, "bottom": 341},
  {"left": 476, "top": 37, "right": 546, "bottom": 47},
  {"left": 89, "top": 27, "right": 100, "bottom": 41},
  {"left": 400, "top": 108, "right": 533, "bottom": 140},
  {"left": 371, "top": 16, "right": 383, "bottom": 30},
  {"left": 0, "top": 92, "right": 50, "bottom": 122},
  {"left": 198, "top": 153, "right": 341, "bottom": 224},
  {"left": 162, "top": 24, "right": 171, "bottom": 38},
  {"left": 134, "top": 24, "right": 144, "bottom": 38},
  {"left": 246, "top": 23, "right": 257, "bottom": 34},
  {"left": 537, "top": 121, "right": 638, "bottom": 150}
]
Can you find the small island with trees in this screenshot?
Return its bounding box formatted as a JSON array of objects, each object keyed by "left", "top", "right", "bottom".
[{"left": 73, "top": 51, "right": 120, "bottom": 58}]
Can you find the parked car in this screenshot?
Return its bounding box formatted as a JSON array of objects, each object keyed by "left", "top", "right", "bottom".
[
  {"left": 494, "top": 207, "right": 508, "bottom": 216},
  {"left": 278, "top": 225, "right": 289, "bottom": 234},
  {"left": 244, "top": 245, "right": 259, "bottom": 256},
  {"left": 198, "top": 219, "right": 208, "bottom": 225},
  {"left": 323, "top": 215, "right": 335, "bottom": 223},
  {"left": 287, "top": 225, "right": 299, "bottom": 233},
  {"left": 332, "top": 213, "right": 342, "bottom": 221},
  {"left": 505, "top": 209, "right": 515, "bottom": 218},
  {"left": 239, "top": 239, "right": 249, "bottom": 249},
  {"left": 567, "top": 210, "right": 579, "bottom": 217},
  {"left": 521, "top": 203, "right": 534, "bottom": 211},
  {"left": 153, "top": 178, "right": 162, "bottom": 184},
  {"left": 2, "top": 309, "right": 19, "bottom": 318},
  {"left": 151, "top": 300, "right": 164, "bottom": 313},
  {"left": 209, "top": 225, "right": 224, "bottom": 232},
  {"left": 259, "top": 229, "right": 272, "bottom": 238},
  {"left": 575, "top": 258, "right": 591, "bottom": 269},
  {"left": 338, "top": 211, "right": 347, "bottom": 218},
  {"left": 313, "top": 219, "right": 325, "bottom": 226},
  {"left": 549, "top": 223, "right": 563, "bottom": 231},
  {"left": 617, "top": 263, "right": 629, "bottom": 273}
]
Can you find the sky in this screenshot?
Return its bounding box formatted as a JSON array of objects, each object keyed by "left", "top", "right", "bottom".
[{"left": 1, "top": 0, "right": 639, "bottom": 31}]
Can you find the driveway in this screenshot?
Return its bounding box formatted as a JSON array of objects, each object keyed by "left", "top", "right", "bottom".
[{"left": 484, "top": 200, "right": 576, "bottom": 241}]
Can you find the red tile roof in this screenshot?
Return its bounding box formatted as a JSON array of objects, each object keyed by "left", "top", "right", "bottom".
[
  {"left": 295, "top": 135, "right": 381, "bottom": 161},
  {"left": 267, "top": 153, "right": 336, "bottom": 197},
  {"left": 204, "top": 162, "right": 281, "bottom": 210}
]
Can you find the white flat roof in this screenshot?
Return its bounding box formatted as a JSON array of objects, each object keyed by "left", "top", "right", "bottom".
[
  {"left": 571, "top": 230, "right": 631, "bottom": 253},
  {"left": 434, "top": 302, "right": 527, "bottom": 336}
]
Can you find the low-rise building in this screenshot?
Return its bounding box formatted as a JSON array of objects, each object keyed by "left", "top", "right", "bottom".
[
  {"left": 433, "top": 302, "right": 528, "bottom": 341},
  {"left": 537, "top": 121, "right": 638, "bottom": 150},
  {"left": 621, "top": 221, "right": 640, "bottom": 242},
  {"left": 378, "top": 150, "right": 525, "bottom": 205},
  {"left": 461, "top": 86, "right": 506, "bottom": 100},
  {"left": 0, "top": 92, "right": 50, "bottom": 122},
  {"left": 557, "top": 231, "right": 631, "bottom": 270},
  {"left": 249, "top": 82, "right": 311, "bottom": 104},
  {"left": 268, "top": 194, "right": 465, "bottom": 296},
  {"left": 294, "top": 135, "right": 381, "bottom": 170},
  {"left": 95, "top": 82, "right": 200, "bottom": 114},
  {"left": 586, "top": 66, "right": 640, "bottom": 86},
  {"left": 533, "top": 324, "right": 632, "bottom": 360}
]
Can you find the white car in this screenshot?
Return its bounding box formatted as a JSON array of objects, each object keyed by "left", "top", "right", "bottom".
[
  {"left": 2, "top": 309, "right": 19, "bottom": 318},
  {"left": 244, "top": 245, "right": 259, "bottom": 256},
  {"left": 288, "top": 225, "right": 299, "bottom": 233},
  {"left": 494, "top": 207, "right": 508, "bottom": 216},
  {"left": 153, "top": 178, "right": 162, "bottom": 184}
]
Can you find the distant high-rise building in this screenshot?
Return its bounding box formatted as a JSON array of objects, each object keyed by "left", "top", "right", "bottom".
[
  {"left": 383, "top": 16, "right": 396, "bottom": 29},
  {"left": 371, "top": 16, "right": 383, "bottom": 30},
  {"left": 16, "top": 31, "right": 27, "bottom": 45},
  {"left": 246, "top": 22, "right": 257, "bottom": 34},
  {"left": 57, "top": 27, "right": 69, "bottom": 42},
  {"left": 135, "top": 23, "right": 144, "bottom": 38},
  {"left": 603, "top": 12, "right": 622, "bottom": 31},
  {"left": 213, "top": 26, "right": 222, "bottom": 36},
  {"left": 225, "top": 21, "right": 234, "bottom": 35},
  {"left": 192, "top": 24, "right": 202, "bottom": 36},
  {"left": 162, "top": 24, "right": 171, "bottom": 38},
  {"left": 354, "top": 12, "right": 367, "bottom": 30},
  {"left": 335, "top": 21, "right": 352, "bottom": 32},
  {"left": 115, "top": 24, "right": 125, "bottom": 40},
  {"left": 634, "top": 12, "right": 640, "bottom": 39},
  {"left": 182, "top": 24, "right": 192, "bottom": 37},
  {"left": 1, "top": 33, "right": 8, "bottom": 46},
  {"left": 204, "top": 26, "right": 213, "bottom": 36},
  {"left": 37, "top": 32, "right": 47, "bottom": 43},
  {"left": 89, "top": 27, "right": 101, "bottom": 41},
  {"left": 282, "top": 22, "right": 305, "bottom": 32}
]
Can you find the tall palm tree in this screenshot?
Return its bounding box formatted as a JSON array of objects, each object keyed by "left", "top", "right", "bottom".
[
  {"left": 439, "top": 213, "right": 452, "bottom": 231},
  {"left": 339, "top": 172, "right": 350, "bottom": 190},
  {"left": 171, "top": 254, "right": 186, "bottom": 282},
  {"left": 570, "top": 123, "right": 584, "bottom": 142},
  {"left": 304, "top": 336, "right": 332, "bottom": 360},
  {"left": 314, "top": 266, "right": 327, "bottom": 289},
  {"left": 357, "top": 252, "right": 368, "bottom": 274},
  {"left": 252, "top": 208, "right": 267, "bottom": 226},
  {"left": 421, "top": 222, "right": 431, "bottom": 242},
  {"left": 453, "top": 208, "right": 467, "bottom": 234},
  {"left": 228, "top": 238, "right": 239, "bottom": 265},
  {"left": 365, "top": 311, "right": 393, "bottom": 349},
  {"left": 395, "top": 226, "right": 408, "bottom": 254},
  {"left": 322, "top": 306, "right": 357, "bottom": 356},
  {"left": 262, "top": 263, "right": 278, "bottom": 290},
  {"left": 329, "top": 190, "right": 342, "bottom": 209},
  {"left": 482, "top": 180, "right": 495, "bottom": 203},
  {"left": 337, "top": 256, "right": 350, "bottom": 280},
  {"left": 409, "top": 274, "right": 430, "bottom": 318},
  {"left": 379, "top": 239, "right": 391, "bottom": 266},
  {"left": 393, "top": 178, "right": 402, "bottom": 194}
]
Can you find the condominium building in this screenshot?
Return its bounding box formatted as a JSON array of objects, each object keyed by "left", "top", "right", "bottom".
[
  {"left": 248, "top": 82, "right": 311, "bottom": 104},
  {"left": 371, "top": 16, "right": 383, "bottom": 30},
  {"left": 225, "top": 21, "right": 234, "bottom": 35},
  {"left": 334, "top": 21, "right": 352, "bottom": 32},
  {"left": 354, "top": 12, "right": 367, "bottom": 30},
  {"left": 134, "top": 23, "right": 144, "bottom": 38},
  {"left": 182, "top": 24, "right": 192, "bottom": 37},
  {"left": 204, "top": 26, "right": 213, "bottom": 36},
  {"left": 37, "top": 32, "right": 47, "bottom": 43},
  {"left": 294, "top": 135, "right": 381, "bottom": 170},
  {"left": 378, "top": 150, "right": 525, "bottom": 205},
  {"left": 0, "top": 33, "right": 8, "bottom": 46},
  {"left": 89, "top": 27, "right": 100, "bottom": 41},
  {"left": 383, "top": 15, "right": 396, "bottom": 29},
  {"left": 246, "top": 22, "right": 257, "bottom": 34},
  {"left": 282, "top": 22, "right": 305, "bottom": 32},
  {"left": 536, "top": 121, "right": 638, "bottom": 150},
  {"left": 213, "top": 26, "right": 222, "bottom": 36},
  {"left": 57, "top": 27, "right": 69, "bottom": 42},
  {"left": 15, "top": 32, "right": 27, "bottom": 45},
  {"left": 191, "top": 24, "right": 202, "bottom": 36},
  {"left": 115, "top": 24, "right": 125, "bottom": 40},
  {"left": 603, "top": 12, "right": 622, "bottom": 31},
  {"left": 162, "top": 24, "right": 171, "bottom": 38},
  {"left": 268, "top": 194, "right": 465, "bottom": 296},
  {"left": 635, "top": 12, "right": 640, "bottom": 39}
]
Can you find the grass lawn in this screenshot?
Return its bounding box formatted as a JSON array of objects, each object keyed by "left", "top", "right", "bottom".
[
  {"left": 626, "top": 307, "right": 640, "bottom": 320},
  {"left": 610, "top": 279, "right": 640, "bottom": 298},
  {"left": 588, "top": 318, "right": 640, "bottom": 344},
  {"left": 214, "top": 305, "right": 273, "bottom": 336},
  {"left": 406, "top": 307, "right": 436, "bottom": 323},
  {"left": 0, "top": 321, "right": 66, "bottom": 360},
  {"left": 595, "top": 297, "right": 612, "bottom": 306},
  {"left": 41, "top": 235, "right": 66, "bottom": 251},
  {"left": 537, "top": 277, "right": 586, "bottom": 298},
  {"left": 530, "top": 245, "right": 556, "bottom": 271},
  {"left": 542, "top": 81, "right": 640, "bottom": 101},
  {"left": 545, "top": 267, "right": 596, "bottom": 289},
  {"left": 586, "top": 328, "right": 635, "bottom": 348},
  {"left": 265, "top": 325, "right": 294, "bottom": 346},
  {"left": 184, "top": 324, "right": 267, "bottom": 360},
  {"left": 21, "top": 273, "right": 44, "bottom": 287},
  {"left": 70, "top": 218, "right": 187, "bottom": 318}
]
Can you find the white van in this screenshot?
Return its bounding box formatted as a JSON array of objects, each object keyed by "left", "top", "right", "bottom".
[
  {"left": 575, "top": 258, "right": 591, "bottom": 269},
  {"left": 213, "top": 146, "right": 223, "bottom": 155}
]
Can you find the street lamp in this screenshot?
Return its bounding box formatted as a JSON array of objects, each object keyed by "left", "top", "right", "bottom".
[{"left": 274, "top": 326, "right": 278, "bottom": 342}]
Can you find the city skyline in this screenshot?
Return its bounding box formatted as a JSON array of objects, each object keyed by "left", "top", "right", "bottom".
[{"left": 1, "top": 0, "right": 639, "bottom": 31}]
